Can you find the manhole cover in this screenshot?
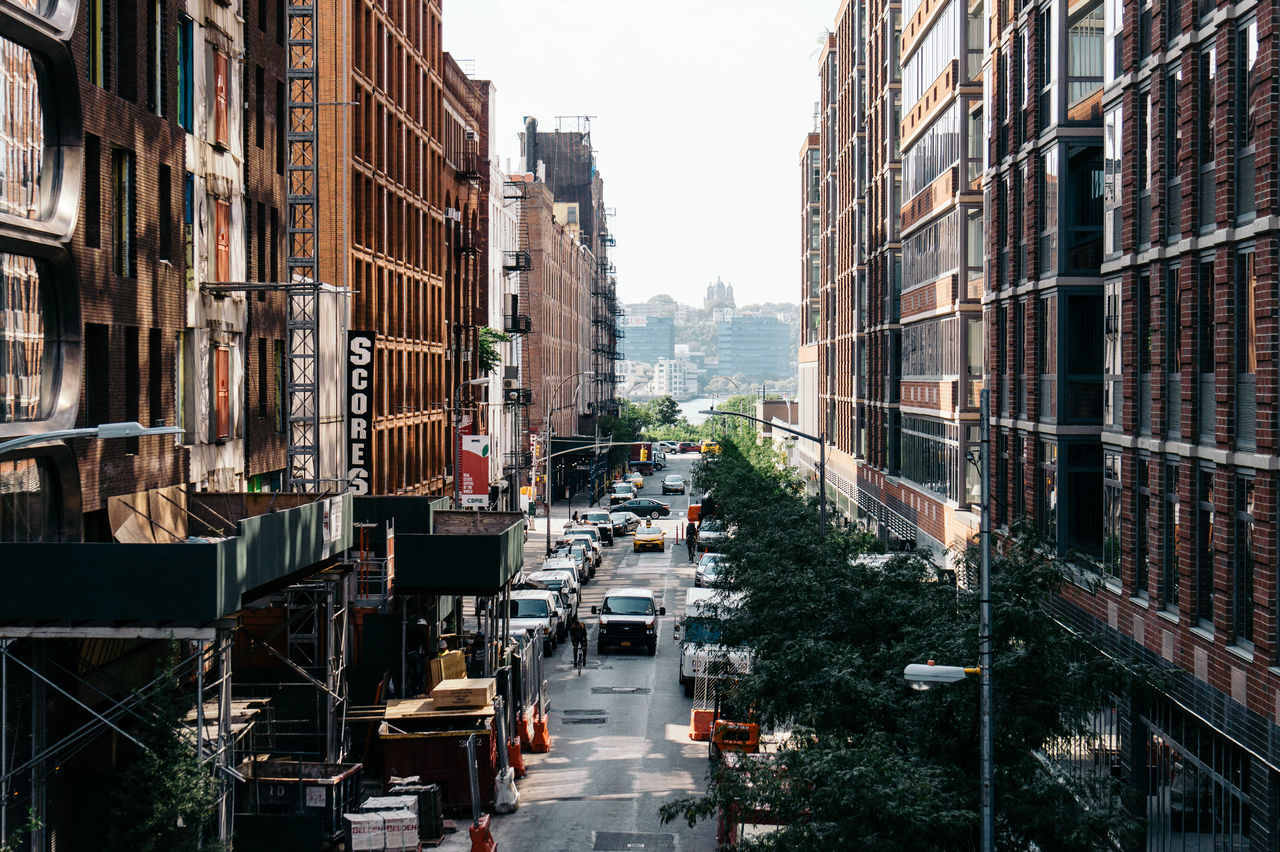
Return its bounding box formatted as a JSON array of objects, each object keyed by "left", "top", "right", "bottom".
[
  {"left": 593, "top": 832, "right": 676, "bottom": 850},
  {"left": 590, "top": 686, "right": 651, "bottom": 695}
]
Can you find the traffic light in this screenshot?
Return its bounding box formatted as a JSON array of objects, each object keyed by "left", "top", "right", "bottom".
[{"left": 640, "top": 446, "right": 648, "bottom": 461}]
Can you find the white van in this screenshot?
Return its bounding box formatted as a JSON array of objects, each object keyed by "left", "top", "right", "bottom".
[
  {"left": 508, "top": 590, "right": 561, "bottom": 653},
  {"left": 675, "top": 587, "right": 750, "bottom": 697}
]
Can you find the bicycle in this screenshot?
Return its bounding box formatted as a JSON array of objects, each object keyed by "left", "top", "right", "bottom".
[{"left": 572, "top": 641, "right": 587, "bottom": 674}]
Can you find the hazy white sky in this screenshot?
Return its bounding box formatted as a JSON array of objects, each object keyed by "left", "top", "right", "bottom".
[{"left": 443, "top": 0, "right": 836, "bottom": 307}]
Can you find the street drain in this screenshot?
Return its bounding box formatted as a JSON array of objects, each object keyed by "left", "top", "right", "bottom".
[
  {"left": 592, "top": 832, "right": 676, "bottom": 850},
  {"left": 590, "top": 686, "right": 651, "bottom": 695},
  {"left": 561, "top": 709, "right": 607, "bottom": 715},
  {"left": 562, "top": 717, "right": 607, "bottom": 725}
]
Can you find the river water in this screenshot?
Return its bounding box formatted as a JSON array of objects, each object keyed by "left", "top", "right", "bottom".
[{"left": 677, "top": 397, "right": 717, "bottom": 425}]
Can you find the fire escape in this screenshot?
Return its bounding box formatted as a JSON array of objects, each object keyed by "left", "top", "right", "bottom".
[{"left": 501, "top": 179, "right": 535, "bottom": 494}]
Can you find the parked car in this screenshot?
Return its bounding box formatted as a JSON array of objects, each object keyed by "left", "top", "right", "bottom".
[
  {"left": 609, "top": 510, "right": 642, "bottom": 534},
  {"left": 608, "top": 482, "right": 637, "bottom": 506},
  {"left": 526, "top": 569, "right": 580, "bottom": 630},
  {"left": 508, "top": 590, "right": 561, "bottom": 653},
  {"left": 616, "top": 498, "right": 671, "bottom": 519},
  {"left": 678, "top": 441, "right": 698, "bottom": 453},
  {"left": 579, "top": 508, "right": 615, "bottom": 544},
  {"left": 661, "top": 474, "right": 686, "bottom": 495},
  {"left": 592, "top": 587, "right": 666, "bottom": 655},
  {"left": 695, "top": 552, "right": 725, "bottom": 588},
  {"left": 564, "top": 528, "right": 604, "bottom": 567},
  {"left": 560, "top": 534, "right": 600, "bottom": 576},
  {"left": 700, "top": 440, "right": 721, "bottom": 455},
  {"left": 633, "top": 519, "right": 666, "bottom": 553},
  {"left": 695, "top": 518, "right": 732, "bottom": 555},
  {"left": 551, "top": 544, "right": 590, "bottom": 582}
]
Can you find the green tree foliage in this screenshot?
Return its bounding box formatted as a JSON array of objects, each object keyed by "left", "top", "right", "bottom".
[
  {"left": 646, "top": 395, "right": 680, "bottom": 426},
  {"left": 111, "top": 643, "right": 224, "bottom": 852},
  {"left": 663, "top": 438, "right": 1151, "bottom": 851},
  {"left": 476, "top": 327, "right": 511, "bottom": 374}
]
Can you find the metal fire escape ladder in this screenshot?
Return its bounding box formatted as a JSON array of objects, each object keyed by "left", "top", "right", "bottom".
[{"left": 285, "top": 0, "right": 321, "bottom": 492}]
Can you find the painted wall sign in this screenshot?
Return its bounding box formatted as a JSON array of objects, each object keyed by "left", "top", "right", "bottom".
[{"left": 347, "top": 331, "right": 374, "bottom": 494}]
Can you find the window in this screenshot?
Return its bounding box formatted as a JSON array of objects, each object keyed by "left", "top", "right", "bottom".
[
  {"left": 183, "top": 172, "right": 194, "bottom": 286},
  {"left": 158, "top": 164, "right": 171, "bottom": 260},
  {"left": 1166, "top": 264, "right": 1182, "bottom": 437},
  {"left": 0, "top": 255, "right": 44, "bottom": 423},
  {"left": 902, "top": 210, "right": 961, "bottom": 290},
  {"left": 0, "top": 457, "right": 61, "bottom": 542},
  {"left": 901, "top": 1, "right": 959, "bottom": 110},
  {"left": 1162, "top": 462, "right": 1181, "bottom": 612},
  {"left": 1233, "top": 474, "right": 1254, "bottom": 646},
  {"left": 1104, "top": 0, "right": 1123, "bottom": 83},
  {"left": 1197, "top": 257, "right": 1215, "bottom": 441},
  {"left": 257, "top": 201, "right": 267, "bottom": 281},
  {"left": 1135, "top": 456, "right": 1150, "bottom": 596},
  {"left": 213, "top": 50, "right": 230, "bottom": 148},
  {"left": 274, "top": 339, "right": 285, "bottom": 432},
  {"left": 212, "top": 345, "right": 231, "bottom": 441},
  {"left": 276, "top": 81, "right": 286, "bottom": 175},
  {"left": 1236, "top": 19, "right": 1259, "bottom": 218},
  {"left": 1038, "top": 7, "right": 1057, "bottom": 130},
  {"left": 1103, "top": 104, "right": 1122, "bottom": 256},
  {"left": 85, "top": 324, "right": 110, "bottom": 426},
  {"left": 902, "top": 104, "right": 961, "bottom": 201},
  {"left": 1194, "top": 465, "right": 1215, "bottom": 628},
  {"left": 1039, "top": 441, "right": 1059, "bottom": 546},
  {"left": 255, "top": 65, "right": 265, "bottom": 149},
  {"left": 1166, "top": 69, "right": 1184, "bottom": 238},
  {"left": 1236, "top": 249, "right": 1256, "bottom": 448},
  {"left": 214, "top": 198, "right": 230, "bottom": 282},
  {"left": 177, "top": 17, "right": 193, "bottom": 131},
  {"left": 84, "top": 134, "right": 101, "bottom": 248},
  {"left": 1064, "top": 143, "right": 1103, "bottom": 273},
  {"left": 270, "top": 207, "right": 279, "bottom": 281},
  {"left": 1038, "top": 148, "right": 1058, "bottom": 275},
  {"left": 124, "top": 326, "right": 139, "bottom": 453},
  {"left": 147, "top": 0, "right": 163, "bottom": 114},
  {"left": 1102, "top": 451, "right": 1121, "bottom": 582},
  {"left": 1067, "top": 0, "right": 1103, "bottom": 120},
  {"left": 112, "top": 148, "right": 135, "bottom": 277},
  {"left": 1038, "top": 295, "right": 1058, "bottom": 421},
  {"left": 148, "top": 328, "right": 162, "bottom": 427},
  {"left": 900, "top": 416, "right": 960, "bottom": 502},
  {"left": 1012, "top": 441, "right": 1026, "bottom": 519},
  {"left": 1015, "top": 301, "right": 1027, "bottom": 416},
  {"left": 257, "top": 337, "right": 268, "bottom": 418},
  {"left": 1198, "top": 46, "right": 1216, "bottom": 230},
  {"left": 1136, "top": 88, "right": 1152, "bottom": 245},
  {"left": 88, "top": 0, "right": 106, "bottom": 87}
]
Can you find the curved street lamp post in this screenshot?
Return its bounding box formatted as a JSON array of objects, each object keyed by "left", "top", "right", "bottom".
[{"left": 543, "top": 371, "right": 593, "bottom": 556}]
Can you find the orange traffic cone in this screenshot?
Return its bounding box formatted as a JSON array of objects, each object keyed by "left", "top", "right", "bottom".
[
  {"left": 469, "top": 813, "right": 497, "bottom": 852},
  {"left": 530, "top": 713, "right": 552, "bottom": 753},
  {"left": 507, "top": 740, "right": 527, "bottom": 778}
]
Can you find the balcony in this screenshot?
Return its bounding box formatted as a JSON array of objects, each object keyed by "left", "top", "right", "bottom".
[
  {"left": 503, "top": 251, "right": 531, "bottom": 271},
  {"left": 503, "top": 313, "right": 532, "bottom": 334},
  {"left": 0, "top": 494, "right": 353, "bottom": 624}
]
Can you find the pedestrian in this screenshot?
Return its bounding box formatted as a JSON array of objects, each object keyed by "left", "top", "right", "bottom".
[
  {"left": 572, "top": 511, "right": 580, "bottom": 524},
  {"left": 686, "top": 519, "right": 699, "bottom": 562}
]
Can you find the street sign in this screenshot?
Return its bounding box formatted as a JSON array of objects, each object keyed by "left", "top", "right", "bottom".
[{"left": 460, "top": 435, "right": 491, "bottom": 507}]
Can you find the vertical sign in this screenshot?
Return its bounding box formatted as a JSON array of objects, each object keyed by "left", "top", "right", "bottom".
[
  {"left": 347, "top": 332, "right": 374, "bottom": 495},
  {"left": 460, "top": 435, "right": 490, "bottom": 507}
]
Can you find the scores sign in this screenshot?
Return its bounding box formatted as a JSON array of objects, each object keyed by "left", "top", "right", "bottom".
[
  {"left": 347, "top": 332, "right": 374, "bottom": 494},
  {"left": 460, "top": 435, "right": 490, "bottom": 507}
]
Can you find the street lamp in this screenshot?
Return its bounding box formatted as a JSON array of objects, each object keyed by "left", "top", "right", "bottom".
[
  {"left": 0, "top": 422, "right": 185, "bottom": 456},
  {"left": 903, "top": 388, "right": 993, "bottom": 852},
  {"left": 544, "top": 371, "right": 594, "bottom": 556},
  {"left": 453, "top": 377, "right": 490, "bottom": 509},
  {"left": 698, "top": 408, "right": 827, "bottom": 539}
]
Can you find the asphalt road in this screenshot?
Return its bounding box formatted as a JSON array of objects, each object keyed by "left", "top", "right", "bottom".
[{"left": 444, "top": 452, "right": 718, "bottom": 851}]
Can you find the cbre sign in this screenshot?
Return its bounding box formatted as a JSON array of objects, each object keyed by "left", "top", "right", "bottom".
[
  {"left": 347, "top": 331, "right": 374, "bottom": 495},
  {"left": 460, "top": 435, "right": 491, "bottom": 507}
]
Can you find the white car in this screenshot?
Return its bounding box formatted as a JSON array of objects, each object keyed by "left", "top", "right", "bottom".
[
  {"left": 562, "top": 531, "right": 602, "bottom": 573},
  {"left": 695, "top": 553, "right": 725, "bottom": 588},
  {"left": 527, "top": 569, "right": 580, "bottom": 629},
  {"left": 508, "top": 590, "right": 562, "bottom": 653}
]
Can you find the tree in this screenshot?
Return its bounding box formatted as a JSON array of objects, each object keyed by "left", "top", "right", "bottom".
[
  {"left": 476, "top": 327, "right": 511, "bottom": 374},
  {"left": 646, "top": 395, "right": 680, "bottom": 426},
  {"left": 111, "top": 643, "right": 224, "bottom": 852},
  {"left": 662, "top": 439, "right": 1151, "bottom": 850}
]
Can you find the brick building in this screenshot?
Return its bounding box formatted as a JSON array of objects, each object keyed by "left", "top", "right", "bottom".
[{"left": 316, "top": 0, "right": 466, "bottom": 496}]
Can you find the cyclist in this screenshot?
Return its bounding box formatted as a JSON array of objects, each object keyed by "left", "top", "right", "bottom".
[{"left": 569, "top": 619, "right": 588, "bottom": 670}]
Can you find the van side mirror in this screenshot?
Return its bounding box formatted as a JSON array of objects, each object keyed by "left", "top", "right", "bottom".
[
  {"left": 659, "top": 607, "right": 666, "bottom": 616},
  {"left": 591, "top": 606, "right": 599, "bottom": 614}
]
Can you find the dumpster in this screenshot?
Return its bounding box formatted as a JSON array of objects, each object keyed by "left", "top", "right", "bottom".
[
  {"left": 235, "top": 759, "right": 363, "bottom": 851},
  {"left": 379, "top": 698, "right": 497, "bottom": 815}
]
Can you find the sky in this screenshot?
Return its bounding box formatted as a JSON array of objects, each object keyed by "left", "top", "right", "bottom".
[{"left": 443, "top": 0, "right": 837, "bottom": 308}]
